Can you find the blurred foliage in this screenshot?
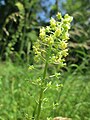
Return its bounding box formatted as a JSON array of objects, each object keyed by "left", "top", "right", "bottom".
[
  {"left": 0, "top": 61, "right": 90, "bottom": 119},
  {"left": 0, "top": 0, "right": 40, "bottom": 63},
  {"left": 63, "top": 0, "right": 90, "bottom": 65}
]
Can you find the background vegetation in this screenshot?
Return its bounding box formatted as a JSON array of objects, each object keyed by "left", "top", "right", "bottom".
[{"left": 0, "top": 0, "right": 90, "bottom": 120}]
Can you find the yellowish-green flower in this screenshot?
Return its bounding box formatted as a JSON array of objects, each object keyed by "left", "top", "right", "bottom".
[
  {"left": 39, "top": 27, "right": 46, "bottom": 39},
  {"left": 46, "top": 26, "right": 51, "bottom": 32},
  {"left": 33, "top": 12, "right": 73, "bottom": 66},
  {"left": 47, "top": 35, "right": 54, "bottom": 45},
  {"left": 61, "top": 49, "right": 68, "bottom": 57},
  {"left": 56, "top": 12, "right": 62, "bottom": 20},
  {"left": 59, "top": 40, "right": 68, "bottom": 50},
  {"left": 64, "top": 14, "right": 73, "bottom": 23},
  {"left": 54, "top": 28, "right": 61, "bottom": 37},
  {"left": 50, "top": 17, "right": 56, "bottom": 29},
  {"left": 61, "top": 32, "right": 69, "bottom": 40}
]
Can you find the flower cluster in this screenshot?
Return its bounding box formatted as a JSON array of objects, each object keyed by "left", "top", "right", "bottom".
[{"left": 33, "top": 12, "right": 73, "bottom": 66}]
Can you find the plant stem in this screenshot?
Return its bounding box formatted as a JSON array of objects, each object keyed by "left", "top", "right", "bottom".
[
  {"left": 36, "top": 61, "right": 48, "bottom": 120},
  {"left": 43, "top": 62, "right": 48, "bottom": 80}
]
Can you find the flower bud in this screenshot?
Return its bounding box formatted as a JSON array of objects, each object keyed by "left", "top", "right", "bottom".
[
  {"left": 47, "top": 35, "right": 54, "bottom": 44},
  {"left": 61, "top": 49, "right": 68, "bottom": 57},
  {"left": 50, "top": 18, "right": 56, "bottom": 29},
  {"left": 56, "top": 12, "right": 62, "bottom": 20},
  {"left": 39, "top": 27, "right": 46, "bottom": 39},
  {"left": 64, "top": 14, "right": 73, "bottom": 23},
  {"left": 54, "top": 28, "right": 61, "bottom": 37},
  {"left": 59, "top": 41, "right": 68, "bottom": 50},
  {"left": 46, "top": 26, "right": 50, "bottom": 32},
  {"left": 61, "top": 32, "right": 69, "bottom": 40},
  {"left": 62, "top": 23, "right": 70, "bottom": 30}
]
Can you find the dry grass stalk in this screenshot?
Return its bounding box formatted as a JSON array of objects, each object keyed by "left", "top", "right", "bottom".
[{"left": 53, "top": 117, "right": 72, "bottom": 120}]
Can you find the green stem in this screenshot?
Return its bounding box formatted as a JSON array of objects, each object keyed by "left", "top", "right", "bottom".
[
  {"left": 36, "top": 62, "right": 48, "bottom": 120},
  {"left": 43, "top": 62, "right": 48, "bottom": 80}
]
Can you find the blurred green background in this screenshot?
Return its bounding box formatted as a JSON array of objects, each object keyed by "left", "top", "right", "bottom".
[{"left": 0, "top": 0, "right": 90, "bottom": 120}]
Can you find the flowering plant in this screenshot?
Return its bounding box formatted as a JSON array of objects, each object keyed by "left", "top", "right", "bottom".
[
  {"left": 32, "top": 12, "right": 73, "bottom": 120},
  {"left": 33, "top": 12, "right": 73, "bottom": 66}
]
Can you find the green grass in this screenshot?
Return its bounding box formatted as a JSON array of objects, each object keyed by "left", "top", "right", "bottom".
[{"left": 0, "top": 61, "right": 90, "bottom": 120}]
